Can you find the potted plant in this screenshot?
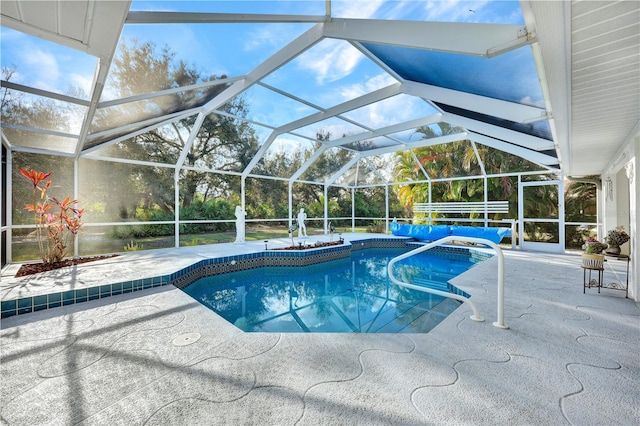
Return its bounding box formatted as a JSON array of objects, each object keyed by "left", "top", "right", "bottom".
[
  {"left": 605, "top": 225, "right": 630, "bottom": 255},
  {"left": 582, "top": 236, "right": 607, "bottom": 255},
  {"left": 581, "top": 236, "right": 606, "bottom": 270}
]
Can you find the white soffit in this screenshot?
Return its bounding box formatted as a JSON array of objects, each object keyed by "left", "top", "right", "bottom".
[
  {"left": 528, "top": 0, "right": 640, "bottom": 177},
  {"left": 1, "top": 0, "right": 131, "bottom": 59}
]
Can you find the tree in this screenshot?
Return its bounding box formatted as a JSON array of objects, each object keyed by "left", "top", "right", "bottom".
[
  {"left": 90, "top": 40, "right": 259, "bottom": 219},
  {"left": 2, "top": 67, "right": 76, "bottom": 224},
  {"left": 393, "top": 123, "right": 553, "bottom": 222}
]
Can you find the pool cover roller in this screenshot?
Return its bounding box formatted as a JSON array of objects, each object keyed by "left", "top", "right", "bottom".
[{"left": 390, "top": 222, "right": 511, "bottom": 244}]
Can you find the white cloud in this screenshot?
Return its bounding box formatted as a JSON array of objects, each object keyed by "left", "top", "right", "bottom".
[
  {"left": 333, "top": 0, "right": 386, "bottom": 19},
  {"left": 69, "top": 74, "right": 94, "bottom": 97},
  {"left": 519, "top": 96, "right": 546, "bottom": 109},
  {"left": 243, "top": 24, "right": 295, "bottom": 52},
  {"left": 21, "top": 50, "right": 59, "bottom": 91},
  {"left": 340, "top": 72, "right": 397, "bottom": 100},
  {"left": 296, "top": 39, "right": 363, "bottom": 84}
]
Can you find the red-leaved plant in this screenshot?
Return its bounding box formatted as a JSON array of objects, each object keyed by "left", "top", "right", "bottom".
[{"left": 19, "top": 168, "right": 84, "bottom": 264}]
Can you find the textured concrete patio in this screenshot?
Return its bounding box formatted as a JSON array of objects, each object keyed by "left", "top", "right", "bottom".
[{"left": 1, "top": 235, "right": 638, "bottom": 425}]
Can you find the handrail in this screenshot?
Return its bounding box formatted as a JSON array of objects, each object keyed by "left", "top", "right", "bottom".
[{"left": 387, "top": 236, "right": 509, "bottom": 329}]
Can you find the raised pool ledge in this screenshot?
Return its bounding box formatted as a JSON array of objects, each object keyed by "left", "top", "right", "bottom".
[{"left": 1, "top": 237, "right": 491, "bottom": 319}]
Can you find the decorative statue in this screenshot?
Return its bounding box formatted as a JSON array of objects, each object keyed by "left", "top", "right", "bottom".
[
  {"left": 297, "top": 208, "right": 307, "bottom": 237},
  {"left": 234, "top": 206, "right": 246, "bottom": 244}
]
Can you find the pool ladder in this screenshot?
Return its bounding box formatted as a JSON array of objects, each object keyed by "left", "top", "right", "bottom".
[{"left": 387, "top": 236, "right": 508, "bottom": 329}]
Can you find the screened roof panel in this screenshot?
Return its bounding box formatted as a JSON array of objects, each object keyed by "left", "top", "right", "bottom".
[
  {"left": 290, "top": 116, "right": 367, "bottom": 141},
  {"left": 130, "top": 1, "right": 327, "bottom": 15},
  {"left": 366, "top": 153, "right": 396, "bottom": 182},
  {"left": 88, "top": 121, "right": 186, "bottom": 165},
  {"left": 363, "top": 44, "right": 544, "bottom": 108},
  {"left": 333, "top": 163, "right": 359, "bottom": 187},
  {"left": 477, "top": 144, "right": 548, "bottom": 174},
  {"left": 341, "top": 136, "right": 399, "bottom": 152},
  {"left": 251, "top": 134, "right": 318, "bottom": 179},
  {"left": 408, "top": 140, "right": 483, "bottom": 180},
  {"left": 386, "top": 123, "right": 466, "bottom": 145},
  {"left": 108, "top": 22, "right": 315, "bottom": 98},
  {"left": 2, "top": 128, "right": 77, "bottom": 154},
  {"left": 9, "top": 0, "right": 630, "bottom": 187},
  {"left": 84, "top": 115, "right": 178, "bottom": 151},
  {"left": 339, "top": 94, "right": 438, "bottom": 129},
  {"left": 299, "top": 147, "right": 356, "bottom": 183},
  {"left": 1, "top": 89, "right": 86, "bottom": 134},
  {"left": 334, "top": 158, "right": 386, "bottom": 187},
  {"left": 0, "top": 27, "right": 97, "bottom": 100},
  {"left": 261, "top": 38, "right": 397, "bottom": 110},
  {"left": 436, "top": 103, "right": 554, "bottom": 142},
  {"left": 90, "top": 87, "right": 221, "bottom": 134},
  {"left": 238, "top": 84, "right": 320, "bottom": 128},
  {"left": 198, "top": 113, "right": 261, "bottom": 172}
]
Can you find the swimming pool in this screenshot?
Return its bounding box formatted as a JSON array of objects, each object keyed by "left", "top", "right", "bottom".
[{"left": 182, "top": 247, "right": 481, "bottom": 333}]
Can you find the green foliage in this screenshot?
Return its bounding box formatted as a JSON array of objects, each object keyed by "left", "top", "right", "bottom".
[
  {"left": 366, "top": 220, "right": 385, "bottom": 233},
  {"left": 89, "top": 40, "right": 258, "bottom": 217},
  {"left": 180, "top": 198, "right": 235, "bottom": 233},
  {"left": 124, "top": 240, "right": 144, "bottom": 251}
]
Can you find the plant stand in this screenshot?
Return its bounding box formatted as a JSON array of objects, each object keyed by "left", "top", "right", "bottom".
[
  {"left": 581, "top": 253, "right": 604, "bottom": 294},
  {"left": 602, "top": 253, "right": 630, "bottom": 298}
]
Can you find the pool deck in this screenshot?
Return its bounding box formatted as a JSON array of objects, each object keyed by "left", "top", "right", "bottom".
[{"left": 1, "top": 234, "right": 638, "bottom": 425}]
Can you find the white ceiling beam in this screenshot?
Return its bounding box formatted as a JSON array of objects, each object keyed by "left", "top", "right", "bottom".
[
  {"left": 201, "top": 23, "right": 324, "bottom": 116},
  {"left": 279, "top": 82, "right": 402, "bottom": 134},
  {"left": 442, "top": 112, "right": 555, "bottom": 151},
  {"left": 326, "top": 114, "right": 442, "bottom": 148},
  {"left": 324, "top": 19, "right": 534, "bottom": 57},
  {"left": 362, "top": 157, "right": 390, "bottom": 185},
  {"left": 126, "top": 11, "right": 327, "bottom": 24},
  {"left": 82, "top": 109, "right": 199, "bottom": 154},
  {"left": 175, "top": 112, "right": 206, "bottom": 176},
  {"left": 97, "top": 76, "right": 244, "bottom": 108},
  {"left": 289, "top": 146, "right": 329, "bottom": 183},
  {"left": 325, "top": 155, "right": 361, "bottom": 187},
  {"left": 358, "top": 132, "right": 469, "bottom": 158},
  {"left": 241, "top": 82, "right": 402, "bottom": 178},
  {"left": 0, "top": 80, "right": 90, "bottom": 106},
  {"left": 206, "top": 24, "right": 326, "bottom": 177},
  {"left": 402, "top": 81, "right": 548, "bottom": 124},
  {"left": 468, "top": 131, "right": 559, "bottom": 168}
]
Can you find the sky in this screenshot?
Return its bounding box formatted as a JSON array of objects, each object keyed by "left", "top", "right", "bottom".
[{"left": 1, "top": 0, "right": 532, "bottom": 165}]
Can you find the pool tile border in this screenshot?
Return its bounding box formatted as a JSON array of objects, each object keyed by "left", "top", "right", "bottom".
[{"left": 1, "top": 238, "right": 490, "bottom": 319}]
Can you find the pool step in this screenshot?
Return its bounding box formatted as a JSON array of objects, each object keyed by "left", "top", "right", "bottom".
[
  {"left": 398, "top": 298, "right": 462, "bottom": 333},
  {"left": 359, "top": 295, "right": 458, "bottom": 333},
  {"left": 409, "top": 276, "right": 453, "bottom": 293}
]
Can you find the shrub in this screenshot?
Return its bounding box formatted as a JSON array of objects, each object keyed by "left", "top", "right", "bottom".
[{"left": 19, "top": 168, "right": 84, "bottom": 263}]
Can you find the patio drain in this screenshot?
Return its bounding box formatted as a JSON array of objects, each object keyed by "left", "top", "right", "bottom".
[{"left": 172, "top": 332, "right": 201, "bottom": 346}]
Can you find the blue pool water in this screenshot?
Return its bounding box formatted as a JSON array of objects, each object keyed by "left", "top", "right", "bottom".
[{"left": 182, "top": 247, "right": 480, "bottom": 333}]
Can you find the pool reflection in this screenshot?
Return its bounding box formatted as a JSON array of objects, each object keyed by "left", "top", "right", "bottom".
[{"left": 182, "top": 248, "right": 475, "bottom": 333}]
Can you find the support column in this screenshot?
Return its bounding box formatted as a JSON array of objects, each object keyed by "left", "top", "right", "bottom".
[
  {"left": 324, "top": 185, "right": 328, "bottom": 234},
  {"left": 74, "top": 158, "right": 79, "bottom": 257},
  {"left": 351, "top": 187, "right": 355, "bottom": 232},
  {"left": 174, "top": 171, "right": 180, "bottom": 248},
  {"left": 385, "top": 184, "right": 389, "bottom": 234}
]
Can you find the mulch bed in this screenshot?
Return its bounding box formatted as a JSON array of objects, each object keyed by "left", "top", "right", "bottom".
[{"left": 15, "top": 255, "right": 120, "bottom": 277}]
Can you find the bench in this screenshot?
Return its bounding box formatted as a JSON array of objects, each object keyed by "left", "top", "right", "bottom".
[
  {"left": 393, "top": 201, "right": 514, "bottom": 246},
  {"left": 413, "top": 201, "right": 509, "bottom": 216}
]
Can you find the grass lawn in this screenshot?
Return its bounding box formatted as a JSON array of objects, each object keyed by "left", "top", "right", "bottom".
[{"left": 10, "top": 225, "right": 371, "bottom": 262}]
